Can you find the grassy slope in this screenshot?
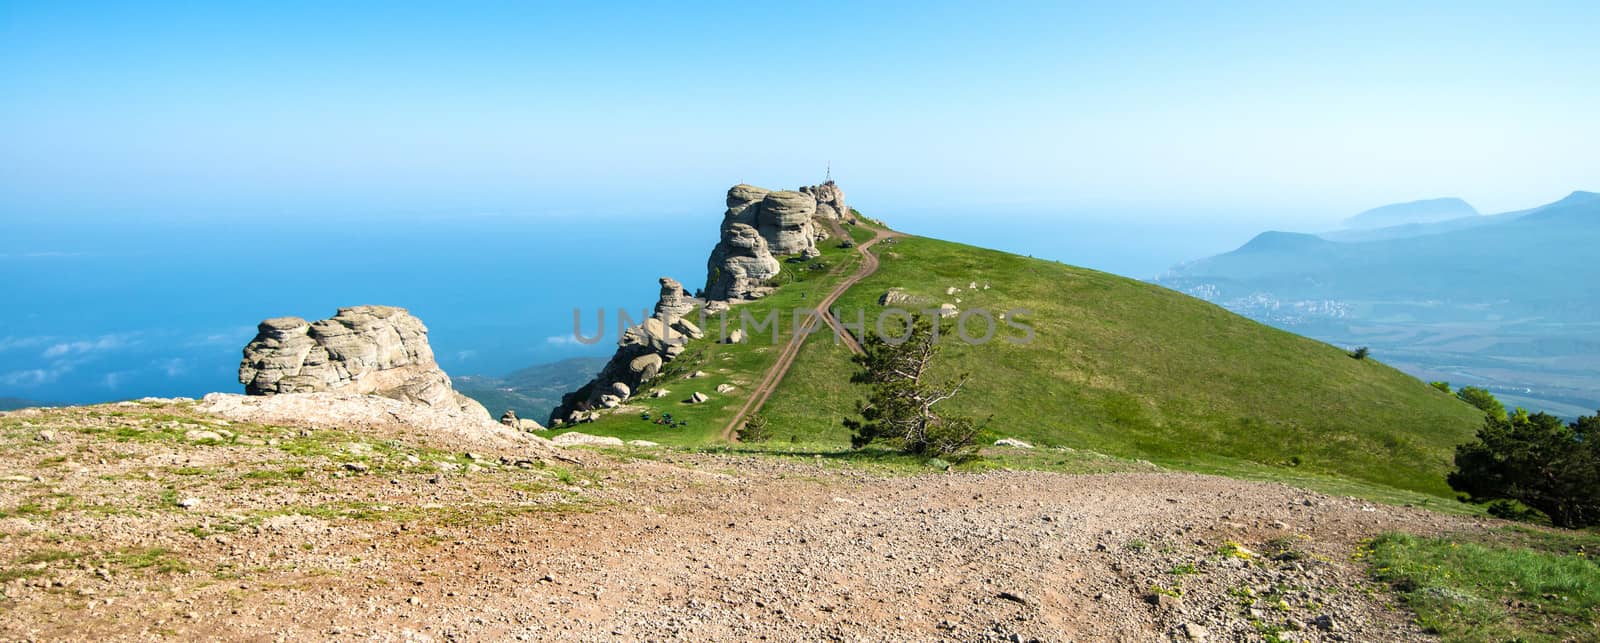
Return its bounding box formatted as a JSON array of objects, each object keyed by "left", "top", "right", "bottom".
[
  {"left": 562, "top": 225, "right": 1484, "bottom": 497},
  {"left": 761, "top": 234, "right": 1485, "bottom": 496}
]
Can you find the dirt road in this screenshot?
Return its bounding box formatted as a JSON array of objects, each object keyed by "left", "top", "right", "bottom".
[
  {"left": 0, "top": 406, "right": 1489, "bottom": 641},
  {"left": 719, "top": 224, "right": 898, "bottom": 441}
]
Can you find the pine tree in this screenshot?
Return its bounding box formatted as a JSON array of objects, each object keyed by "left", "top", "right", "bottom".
[{"left": 843, "top": 317, "right": 984, "bottom": 458}]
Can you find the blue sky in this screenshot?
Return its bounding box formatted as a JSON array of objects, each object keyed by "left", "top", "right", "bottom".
[{"left": 3, "top": 1, "right": 1597, "bottom": 222}]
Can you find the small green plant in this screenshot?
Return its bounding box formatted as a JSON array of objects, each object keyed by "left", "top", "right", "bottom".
[
  {"left": 1167, "top": 563, "right": 1198, "bottom": 575},
  {"left": 738, "top": 413, "right": 774, "bottom": 443},
  {"left": 1429, "top": 381, "right": 1451, "bottom": 393},
  {"left": 1348, "top": 346, "right": 1370, "bottom": 360}
]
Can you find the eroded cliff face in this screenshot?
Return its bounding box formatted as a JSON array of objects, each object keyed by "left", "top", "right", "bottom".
[{"left": 238, "top": 305, "right": 488, "bottom": 418}]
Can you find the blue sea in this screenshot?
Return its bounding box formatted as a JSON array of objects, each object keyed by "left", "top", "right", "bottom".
[{"left": 0, "top": 207, "right": 1274, "bottom": 404}]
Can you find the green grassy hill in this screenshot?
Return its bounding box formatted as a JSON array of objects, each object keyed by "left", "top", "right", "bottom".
[{"left": 559, "top": 222, "right": 1486, "bottom": 497}]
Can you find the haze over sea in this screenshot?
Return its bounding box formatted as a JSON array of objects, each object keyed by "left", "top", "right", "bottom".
[{"left": 0, "top": 202, "right": 1280, "bottom": 405}]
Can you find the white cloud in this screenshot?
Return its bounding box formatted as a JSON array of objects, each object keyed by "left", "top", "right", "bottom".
[
  {"left": 1, "top": 364, "right": 72, "bottom": 387},
  {"left": 154, "top": 358, "right": 189, "bottom": 377},
  {"left": 0, "top": 336, "right": 53, "bottom": 352},
  {"left": 545, "top": 335, "right": 583, "bottom": 346},
  {"left": 41, "top": 333, "right": 136, "bottom": 359},
  {"left": 454, "top": 350, "right": 478, "bottom": 361}
]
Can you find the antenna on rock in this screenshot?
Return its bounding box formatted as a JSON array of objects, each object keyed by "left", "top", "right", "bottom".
[{"left": 825, "top": 161, "right": 832, "bottom": 183}]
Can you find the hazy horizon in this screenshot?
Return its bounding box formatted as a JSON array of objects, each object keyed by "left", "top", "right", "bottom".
[{"left": 4, "top": 2, "right": 1598, "bottom": 222}]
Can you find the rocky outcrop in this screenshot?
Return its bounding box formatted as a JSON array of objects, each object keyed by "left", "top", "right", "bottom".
[
  {"left": 549, "top": 280, "right": 697, "bottom": 425},
  {"left": 757, "top": 190, "right": 820, "bottom": 255},
  {"left": 653, "top": 277, "right": 697, "bottom": 319},
  {"left": 238, "top": 306, "right": 487, "bottom": 417},
  {"left": 799, "top": 180, "right": 849, "bottom": 221},
  {"left": 705, "top": 183, "right": 834, "bottom": 301},
  {"left": 705, "top": 223, "right": 782, "bottom": 301}
]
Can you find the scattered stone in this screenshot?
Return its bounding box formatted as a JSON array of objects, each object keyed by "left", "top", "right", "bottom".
[
  {"left": 342, "top": 462, "right": 370, "bottom": 473},
  {"left": 996, "top": 591, "right": 1033, "bottom": 607},
  {"left": 176, "top": 497, "right": 202, "bottom": 509},
  {"left": 627, "top": 440, "right": 660, "bottom": 448},
  {"left": 687, "top": 392, "right": 710, "bottom": 404},
  {"left": 715, "top": 384, "right": 737, "bottom": 394},
  {"left": 993, "top": 438, "right": 1034, "bottom": 449},
  {"left": 184, "top": 429, "right": 224, "bottom": 442},
  {"left": 688, "top": 371, "right": 708, "bottom": 379},
  {"left": 551, "top": 432, "right": 625, "bottom": 448},
  {"left": 724, "top": 329, "right": 745, "bottom": 344},
  {"left": 34, "top": 430, "right": 56, "bottom": 442},
  {"left": 650, "top": 389, "right": 671, "bottom": 399},
  {"left": 1181, "top": 623, "right": 1209, "bottom": 641}
]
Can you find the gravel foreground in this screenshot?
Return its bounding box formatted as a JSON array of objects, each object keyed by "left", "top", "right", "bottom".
[{"left": 0, "top": 401, "right": 1493, "bottom": 641}]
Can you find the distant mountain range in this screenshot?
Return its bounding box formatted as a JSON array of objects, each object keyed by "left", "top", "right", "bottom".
[
  {"left": 1340, "top": 197, "right": 1478, "bottom": 230},
  {"left": 454, "top": 357, "right": 607, "bottom": 422},
  {"left": 1159, "top": 191, "right": 1600, "bottom": 417},
  {"left": 0, "top": 397, "right": 49, "bottom": 411}
]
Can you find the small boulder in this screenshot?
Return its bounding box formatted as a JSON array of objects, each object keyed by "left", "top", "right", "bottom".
[
  {"left": 184, "top": 429, "right": 224, "bottom": 442},
  {"left": 993, "top": 438, "right": 1034, "bottom": 449},
  {"left": 687, "top": 392, "right": 709, "bottom": 404},
  {"left": 551, "top": 432, "right": 625, "bottom": 448}
]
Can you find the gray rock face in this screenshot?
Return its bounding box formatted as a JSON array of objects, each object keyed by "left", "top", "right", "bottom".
[
  {"left": 705, "top": 222, "right": 781, "bottom": 301},
  {"left": 757, "top": 190, "right": 819, "bottom": 255},
  {"left": 799, "top": 180, "right": 849, "bottom": 221},
  {"left": 653, "top": 277, "right": 697, "bottom": 320},
  {"left": 238, "top": 306, "right": 486, "bottom": 417},
  {"left": 705, "top": 183, "right": 833, "bottom": 300}
]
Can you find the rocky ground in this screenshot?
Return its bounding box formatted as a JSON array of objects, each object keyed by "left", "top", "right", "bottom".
[{"left": 0, "top": 399, "right": 1495, "bottom": 641}]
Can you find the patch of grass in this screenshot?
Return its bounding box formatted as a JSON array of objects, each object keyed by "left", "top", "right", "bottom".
[
  {"left": 1362, "top": 531, "right": 1600, "bottom": 642},
  {"left": 1167, "top": 562, "right": 1199, "bottom": 575},
  {"left": 103, "top": 547, "right": 190, "bottom": 574},
  {"left": 243, "top": 466, "right": 308, "bottom": 481}
]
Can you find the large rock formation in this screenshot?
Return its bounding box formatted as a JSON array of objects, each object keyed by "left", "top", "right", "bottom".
[
  {"left": 704, "top": 183, "right": 833, "bottom": 301},
  {"left": 799, "top": 180, "right": 849, "bottom": 221},
  {"left": 704, "top": 223, "right": 782, "bottom": 301},
  {"left": 238, "top": 305, "right": 488, "bottom": 417}
]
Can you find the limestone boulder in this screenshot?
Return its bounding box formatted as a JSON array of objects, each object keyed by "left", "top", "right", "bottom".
[
  {"left": 238, "top": 306, "right": 485, "bottom": 417},
  {"left": 704, "top": 223, "right": 781, "bottom": 301}
]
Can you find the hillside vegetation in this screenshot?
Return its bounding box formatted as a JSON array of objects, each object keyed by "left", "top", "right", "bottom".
[{"left": 561, "top": 225, "right": 1485, "bottom": 497}]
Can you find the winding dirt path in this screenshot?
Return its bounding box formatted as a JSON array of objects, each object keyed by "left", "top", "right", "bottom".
[{"left": 719, "top": 223, "right": 898, "bottom": 441}]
